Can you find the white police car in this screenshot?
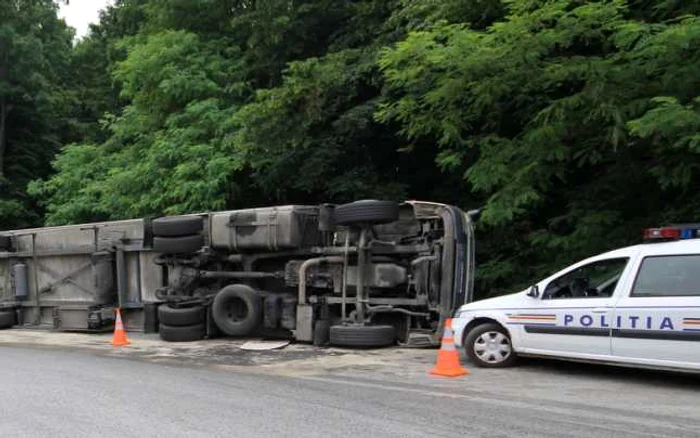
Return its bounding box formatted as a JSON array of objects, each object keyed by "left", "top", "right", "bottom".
[{"left": 452, "top": 225, "right": 700, "bottom": 372}]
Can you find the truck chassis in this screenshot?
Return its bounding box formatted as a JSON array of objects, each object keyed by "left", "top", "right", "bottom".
[{"left": 0, "top": 200, "right": 476, "bottom": 347}]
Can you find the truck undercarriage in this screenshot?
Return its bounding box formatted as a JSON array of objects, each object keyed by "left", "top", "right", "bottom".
[{"left": 0, "top": 200, "right": 476, "bottom": 348}]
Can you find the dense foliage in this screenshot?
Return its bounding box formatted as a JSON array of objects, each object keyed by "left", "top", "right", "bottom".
[
  {"left": 378, "top": 0, "right": 700, "bottom": 293},
  {"left": 0, "top": 0, "right": 73, "bottom": 227},
  {"left": 2, "top": 0, "right": 699, "bottom": 298}
]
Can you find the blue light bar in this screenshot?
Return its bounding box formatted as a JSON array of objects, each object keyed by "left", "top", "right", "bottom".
[
  {"left": 680, "top": 228, "right": 698, "bottom": 239},
  {"left": 644, "top": 224, "right": 700, "bottom": 242}
]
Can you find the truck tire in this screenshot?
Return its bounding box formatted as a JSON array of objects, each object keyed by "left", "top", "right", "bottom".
[
  {"left": 329, "top": 324, "right": 396, "bottom": 348},
  {"left": 464, "top": 323, "right": 517, "bottom": 368},
  {"left": 153, "top": 233, "right": 204, "bottom": 254},
  {"left": 333, "top": 200, "right": 400, "bottom": 226},
  {"left": 0, "top": 309, "right": 16, "bottom": 329},
  {"left": 0, "top": 235, "right": 12, "bottom": 251},
  {"left": 159, "top": 323, "right": 206, "bottom": 342},
  {"left": 211, "top": 284, "right": 263, "bottom": 336},
  {"left": 158, "top": 304, "right": 206, "bottom": 327},
  {"left": 152, "top": 216, "right": 203, "bottom": 237}
]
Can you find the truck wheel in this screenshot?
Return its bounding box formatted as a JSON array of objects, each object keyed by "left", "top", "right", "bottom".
[
  {"left": 464, "top": 323, "right": 517, "bottom": 368},
  {"left": 211, "top": 285, "right": 263, "bottom": 336},
  {"left": 152, "top": 216, "right": 203, "bottom": 237},
  {"left": 158, "top": 304, "right": 206, "bottom": 327},
  {"left": 329, "top": 324, "right": 396, "bottom": 348},
  {"left": 153, "top": 233, "right": 204, "bottom": 254},
  {"left": 159, "top": 323, "right": 206, "bottom": 342},
  {"left": 0, "top": 235, "right": 12, "bottom": 251},
  {"left": 333, "top": 200, "right": 400, "bottom": 226},
  {"left": 0, "top": 309, "right": 17, "bottom": 329}
]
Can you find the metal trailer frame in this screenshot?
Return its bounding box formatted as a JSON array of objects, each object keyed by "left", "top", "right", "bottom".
[{"left": 0, "top": 218, "right": 160, "bottom": 331}]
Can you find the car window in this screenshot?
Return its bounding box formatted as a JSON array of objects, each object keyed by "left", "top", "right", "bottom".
[
  {"left": 631, "top": 255, "right": 700, "bottom": 297},
  {"left": 543, "top": 258, "right": 629, "bottom": 300}
]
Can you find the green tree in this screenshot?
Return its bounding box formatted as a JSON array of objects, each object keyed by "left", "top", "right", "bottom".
[
  {"left": 36, "top": 0, "right": 469, "bottom": 219},
  {"left": 29, "top": 0, "right": 700, "bottom": 302},
  {"left": 31, "top": 30, "right": 246, "bottom": 224},
  {"left": 0, "top": 0, "right": 74, "bottom": 228},
  {"left": 378, "top": 0, "right": 700, "bottom": 295},
  {"left": 66, "top": 0, "right": 149, "bottom": 143},
  {"left": 230, "top": 0, "right": 472, "bottom": 204}
]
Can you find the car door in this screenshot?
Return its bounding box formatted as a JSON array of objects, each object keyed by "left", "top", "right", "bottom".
[
  {"left": 612, "top": 253, "right": 700, "bottom": 367},
  {"left": 516, "top": 256, "right": 632, "bottom": 357}
]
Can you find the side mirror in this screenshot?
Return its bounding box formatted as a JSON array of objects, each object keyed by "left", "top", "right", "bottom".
[
  {"left": 527, "top": 285, "right": 540, "bottom": 298},
  {"left": 466, "top": 207, "right": 483, "bottom": 222}
]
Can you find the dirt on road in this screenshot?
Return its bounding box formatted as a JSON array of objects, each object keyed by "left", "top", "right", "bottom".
[{"left": 0, "top": 328, "right": 437, "bottom": 377}]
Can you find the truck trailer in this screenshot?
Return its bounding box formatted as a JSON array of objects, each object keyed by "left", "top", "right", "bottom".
[{"left": 0, "top": 200, "right": 477, "bottom": 348}]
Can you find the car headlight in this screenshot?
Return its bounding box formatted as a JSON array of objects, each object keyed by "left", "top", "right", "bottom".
[{"left": 453, "top": 309, "right": 472, "bottom": 319}]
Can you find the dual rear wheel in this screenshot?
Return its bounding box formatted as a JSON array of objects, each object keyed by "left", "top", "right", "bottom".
[
  {"left": 158, "top": 304, "right": 207, "bottom": 342},
  {"left": 152, "top": 216, "right": 204, "bottom": 255}
]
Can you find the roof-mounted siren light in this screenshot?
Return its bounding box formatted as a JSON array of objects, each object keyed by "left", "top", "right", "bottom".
[
  {"left": 643, "top": 225, "right": 700, "bottom": 241},
  {"left": 643, "top": 227, "right": 681, "bottom": 241},
  {"left": 680, "top": 228, "right": 697, "bottom": 239}
]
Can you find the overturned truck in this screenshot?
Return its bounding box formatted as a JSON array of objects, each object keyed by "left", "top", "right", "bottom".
[{"left": 0, "top": 200, "right": 477, "bottom": 347}]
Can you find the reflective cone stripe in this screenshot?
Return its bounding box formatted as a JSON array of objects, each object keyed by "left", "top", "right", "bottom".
[
  {"left": 442, "top": 323, "right": 454, "bottom": 341},
  {"left": 438, "top": 320, "right": 456, "bottom": 348},
  {"left": 440, "top": 341, "right": 457, "bottom": 351}
]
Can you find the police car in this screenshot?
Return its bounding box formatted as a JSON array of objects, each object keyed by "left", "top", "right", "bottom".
[{"left": 452, "top": 225, "right": 700, "bottom": 372}]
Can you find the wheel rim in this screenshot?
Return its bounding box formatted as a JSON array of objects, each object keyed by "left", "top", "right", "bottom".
[
  {"left": 225, "top": 297, "right": 248, "bottom": 322},
  {"left": 473, "top": 331, "right": 512, "bottom": 364}
]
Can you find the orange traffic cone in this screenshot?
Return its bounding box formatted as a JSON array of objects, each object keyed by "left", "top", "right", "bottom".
[
  {"left": 429, "top": 318, "right": 468, "bottom": 377},
  {"left": 111, "top": 308, "right": 130, "bottom": 347}
]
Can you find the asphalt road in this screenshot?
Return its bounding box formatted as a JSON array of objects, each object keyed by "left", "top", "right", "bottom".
[{"left": 0, "top": 346, "right": 699, "bottom": 438}]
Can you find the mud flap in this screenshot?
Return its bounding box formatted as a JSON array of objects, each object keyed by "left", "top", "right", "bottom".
[{"left": 264, "top": 295, "right": 282, "bottom": 329}]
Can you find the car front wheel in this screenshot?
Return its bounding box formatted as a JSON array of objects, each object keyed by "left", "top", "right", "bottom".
[{"left": 464, "top": 323, "right": 517, "bottom": 368}]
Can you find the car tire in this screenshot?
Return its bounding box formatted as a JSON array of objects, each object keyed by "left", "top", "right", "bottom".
[
  {"left": 211, "top": 284, "right": 263, "bottom": 336},
  {"left": 333, "top": 200, "right": 400, "bottom": 226},
  {"left": 0, "top": 309, "right": 17, "bottom": 329},
  {"left": 153, "top": 233, "right": 204, "bottom": 254},
  {"left": 158, "top": 323, "right": 206, "bottom": 342},
  {"left": 464, "top": 323, "right": 517, "bottom": 368},
  {"left": 152, "top": 216, "right": 204, "bottom": 237},
  {"left": 158, "top": 304, "right": 206, "bottom": 327},
  {"left": 0, "top": 235, "right": 12, "bottom": 251},
  {"left": 329, "top": 324, "right": 396, "bottom": 348}
]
